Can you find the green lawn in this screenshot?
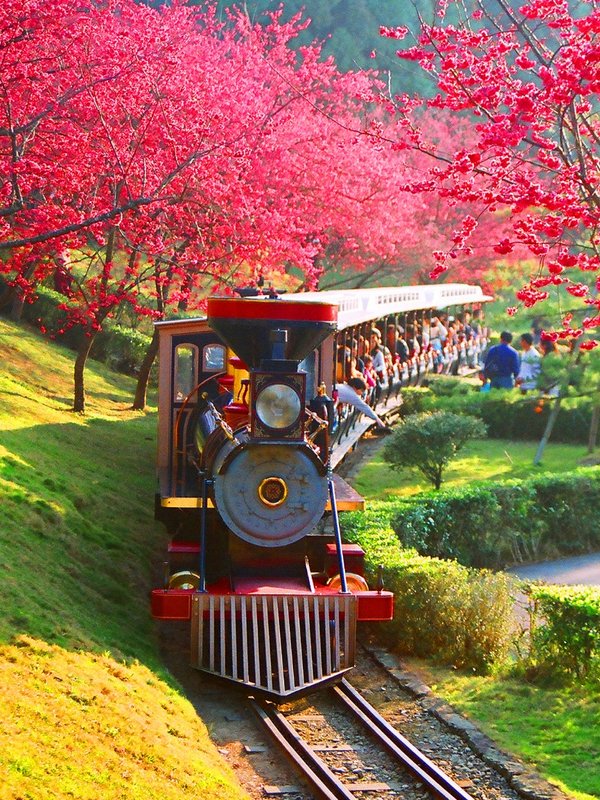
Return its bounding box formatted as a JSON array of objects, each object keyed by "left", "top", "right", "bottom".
[
  {"left": 407, "top": 662, "right": 600, "bottom": 800},
  {"left": 353, "top": 437, "right": 590, "bottom": 500}
]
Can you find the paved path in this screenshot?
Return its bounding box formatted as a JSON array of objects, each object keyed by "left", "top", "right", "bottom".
[{"left": 507, "top": 552, "right": 600, "bottom": 586}]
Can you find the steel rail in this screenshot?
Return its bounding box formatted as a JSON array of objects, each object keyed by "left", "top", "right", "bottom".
[
  {"left": 250, "top": 681, "right": 476, "bottom": 800},
  {"left": 248, "top": 696, "right": 355, "bottom": 800},
  {"left": 333, "top": 679, "right": 474, "bottom": 800}
]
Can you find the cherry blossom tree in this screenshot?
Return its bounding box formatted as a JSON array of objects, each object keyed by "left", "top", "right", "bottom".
[
  {"left": 379, "top": 0, "right": 600, "bottom": 349},
  {"left": 1, "top": 0, "right": 442, "bottom": 411}
]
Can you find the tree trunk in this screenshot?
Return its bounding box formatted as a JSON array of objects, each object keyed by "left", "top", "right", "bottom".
[
  {"left": 1, "top": 257, "right": 37, "bottom": 319},
  {"left": 0, "top": 284, "right": 16, "bottom": 312},
  {"left": 73, "top": 333, "right": 96, "bottom": 413},
  {"left": 533, "top": 396, "right": 562, "bottom": 465},
  {"left": 588, "top": 403, "right": 600, "bottom": 454},
  {"left": 132, "top": 328, "right": 159, "bottom": 410},
  {"left": 9, "top": 293, "right": 24, "bottom": 321}
]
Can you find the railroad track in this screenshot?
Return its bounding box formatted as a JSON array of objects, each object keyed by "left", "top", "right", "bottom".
[{"left": 249, "top": 678, "right": 476, "bottom": 800}]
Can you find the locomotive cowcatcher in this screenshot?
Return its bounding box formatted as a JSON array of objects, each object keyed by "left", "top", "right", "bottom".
[{"left": 151, "top": 295, "right": 394, "bottom": 699}]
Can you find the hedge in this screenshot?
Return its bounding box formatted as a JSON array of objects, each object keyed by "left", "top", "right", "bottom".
[
  {"left": 20, "top": 285, "right": 153, "bottom": 378},
  {"left": 526, "top": 584, "right": 600, "bottom": 682},
  {"left": 389, "top": 469, "right": 600, "bottom": 569},
  {"left": 401, "top": 383, "right": 593, "bottom": 444},
  {"left": 341, "top": 508, "right": 515, "bottom": 672}
]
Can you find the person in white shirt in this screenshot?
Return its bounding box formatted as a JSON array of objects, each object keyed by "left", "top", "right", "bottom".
[
  {"left": 516, "top": 332, "right": 542, "bottom": 392},
  {"left": 335, "top": 377, "right": 392, "bottom": 432},
  {"left": 369, "top": 329, "right": 387, "bottom": 379}
]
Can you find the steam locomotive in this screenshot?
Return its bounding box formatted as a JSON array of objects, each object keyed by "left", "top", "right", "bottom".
[{"left": 151, "top": 284, "right": 490, "bottom": 699}]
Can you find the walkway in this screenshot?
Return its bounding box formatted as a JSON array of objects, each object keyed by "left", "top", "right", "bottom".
[{"left": 507, "top": 552, "right": 600, "bottom": 586}]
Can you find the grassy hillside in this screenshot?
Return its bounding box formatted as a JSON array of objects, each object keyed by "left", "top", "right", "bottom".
[{"left": 0, "top": 318, "right": 248, "bottom": 800}]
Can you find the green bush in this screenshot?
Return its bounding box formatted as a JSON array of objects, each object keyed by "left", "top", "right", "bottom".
[
  {"left": 20, "top": 286, "right": 152, "bottom": 378},
  {"left": 389, "top": 469, "right": 600, "bottom": 569},
  {"left": 422, "top": 375, "right": 473, "bottom": 397},
  {"left": 526, "top": 584, "right": 600, "bottom": 682},
  {"left": 420, "top": 386, "right": 593, "bottom": 444},
  {"left": 383, "top": 411, "right": 487, "bottom": 490},
  {"left": 532, "top": 472, "right": 600, "bottom": 555},
  {"left": 92, "top": 323, "right": 153, "bottom": 376},
  {"left": 342, "top": 507, "right": 514, "bottom": 671},
  {"left": 22, "top": 286, "right": 84, "bottom": 349},
  {"left": 398, "top": 387, "right": 433, "bottom": 418}
]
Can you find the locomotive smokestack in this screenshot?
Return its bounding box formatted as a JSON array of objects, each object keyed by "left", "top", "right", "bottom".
[
  {"left": 206, "top": 298, "right": 337, "bottom": 370},
  {"left": 269, "top": 329, "right": 288, "bottom": 361}
]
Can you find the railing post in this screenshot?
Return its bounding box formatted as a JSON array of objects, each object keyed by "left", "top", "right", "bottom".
[
  {"left": 198, "top": 474, "right": 212, "bottom": 593},
  {"left": 328, "top": 470, "right": 349, "bottom": 594}
]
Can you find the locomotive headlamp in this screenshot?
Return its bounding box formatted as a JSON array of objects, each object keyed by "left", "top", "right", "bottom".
[
  {"left": 251, "top": 372, "right": 305, "bottom": 439},
  {"left": 255, "top": 383, "right": 301, "bottom": 430}
]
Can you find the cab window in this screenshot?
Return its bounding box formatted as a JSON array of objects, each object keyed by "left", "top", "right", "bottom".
[
  {"left": 202, "top": 343, "right": 226, "bottom": 372},
  {"left": 174, "top": 344, "right": 198, "bottom": 402}
]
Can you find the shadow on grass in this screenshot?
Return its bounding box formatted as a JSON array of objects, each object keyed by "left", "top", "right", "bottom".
[{"left": 0, "top": 415, "right": 168, "bottom": 674}]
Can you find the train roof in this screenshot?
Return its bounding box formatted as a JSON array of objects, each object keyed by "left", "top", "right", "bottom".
[
  {"left": 155, "top": 283, "right": 492, "bottom": 332},
  {"left": 282, "top": 283, "right": 492, "bottom": 329}
]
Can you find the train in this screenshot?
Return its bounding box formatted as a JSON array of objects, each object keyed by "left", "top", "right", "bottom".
[{"left": 150, "top": 282, "right": 491, "bottom": 699}]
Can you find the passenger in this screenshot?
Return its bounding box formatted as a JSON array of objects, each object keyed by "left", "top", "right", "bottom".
[
  {"left": 386, "top": 324, "right": 409, "bottom": 363},
  {"left": 336, "top": 342, "right": 351, "bottom": 383},
  {"left": 336, "top": 377, "right": 392, "bottom": 433},
  {"left": 351, "top": 338, "right": 364, "bottom": 373},
  {"left": 405, "top": 323, "right": 421, "bottom": 357},
  {"left": 362, "top": 354, "right": 378, "bottom": 392},
  {"left": 483, "top": 331, "right": 520, "bottom": 389},
  {"left": 515, "top": 333, "right": 542, "bottom": 393},
  {"left": 347, "top": 355, "right": 364, "bottom": 381},
  {"left": 461, "top": 311, "right": 474, "bottom": 341},
  {"left": 369, "top": 329, "right": 387, "bottom": 382}
]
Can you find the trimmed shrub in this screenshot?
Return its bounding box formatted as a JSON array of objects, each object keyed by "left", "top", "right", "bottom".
[
  {"left": 342, "top": 507, "right": 515, "bottom": 671},
  {"left": 532, "top": 472, "right": 600, "bottom": 555},
  {"left": 383, "top": 411, "right": 487, "bottom": 490},
  {"left": 20, "top": 286, "right": 153, "bottom": 378},
  {"left": 526, "top": 584, "right": 600, "bottom": 682},
  {"left": 419, "top": 385, "right": 593, "bottom": 444},
  {"left": 422, "top": 375, "right": 473, "bottom": 397},
  {"left": 92, "top": 324, "right": 153, "bottom": 376},
  {"left": 397, "top": 387, "right": 433, "bottom": 418},
  {"left": 389, "top": 469, "right": 600, "bottom": 569}
]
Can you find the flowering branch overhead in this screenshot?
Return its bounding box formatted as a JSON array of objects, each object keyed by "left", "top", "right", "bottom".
[{"left": 379, "top": 0, "right": 600, "bottom": 346}]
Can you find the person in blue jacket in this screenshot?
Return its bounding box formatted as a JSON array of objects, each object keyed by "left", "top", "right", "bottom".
[{"left": 483, "top": 331, "right": 520, "bottom": 389}]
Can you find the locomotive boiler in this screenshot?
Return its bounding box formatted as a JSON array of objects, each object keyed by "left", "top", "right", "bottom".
[{"left": 151, "top": 295, "right": 394, "bottom": 699}]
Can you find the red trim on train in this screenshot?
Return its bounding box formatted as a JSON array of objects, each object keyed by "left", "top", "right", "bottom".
[
  {"left": 151, "top": 587, "right": 394, "bottom": 622},
  {"left": 207, "top": 297, "right": 338, "bottom": 323},
  {"left": 356, "top": 591, "right": 394, "bottom": 621},
  {"left": 151, "top": 589, "right": 193, "bottom": 620}
]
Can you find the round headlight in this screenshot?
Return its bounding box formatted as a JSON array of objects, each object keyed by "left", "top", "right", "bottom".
[{"left": 255, "top": 383, "right": 301, "bottom": 430}]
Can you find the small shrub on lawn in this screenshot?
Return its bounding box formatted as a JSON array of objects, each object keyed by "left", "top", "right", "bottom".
[
  {"left": 526, "top": 584, "right": 600, "bottom": 683},
  {"left": 383, "top": 411, "right": 487, "bottom": 490}
]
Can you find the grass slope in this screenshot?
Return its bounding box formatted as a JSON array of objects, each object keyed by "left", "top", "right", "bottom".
[
  {"left": 354, "top": 440, "right": 600, "bottom": 800},
  {"left": 0, "top": 319, "right": 248, "bottom": 800}
]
